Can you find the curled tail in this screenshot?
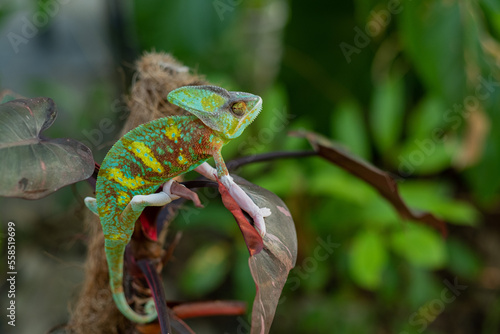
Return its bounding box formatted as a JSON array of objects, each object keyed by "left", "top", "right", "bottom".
[{"left": 104, "top": 238, "right": 157, "bottom": 323}]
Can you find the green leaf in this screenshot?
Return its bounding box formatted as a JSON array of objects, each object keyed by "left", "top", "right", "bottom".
[
  {"left": 481, "top": 0, "right": 500, "bottom": 37},
  {"left": 399, "top": 181, "right": 480, "bottom": 226},
  {"left": 349, "top": 230, "right": 388, "bottom": 289},
  {"left": 406, "top": 266, "right": 441, "bottom": 308},
  {"left": 0, "top": 98, "right": 94, "bottom": 199},
  {"left": 399, "top": 0, "right": 467, "bottom": 103},
  {"left": 446, "top": 237, "right": 481, "bottom": 279},
  {"left": 301, "top": 261, "right": 330, "bottom": 292},
  {"left": 358, "top": 195, "right": 400, "bottom": 229},
  {"left": 331, "top": 100, "right": 371, "bottom": 160},
  {"left": 394, "top": 96, "right": 458, "bottom": 175},
  {"left": 369, "top": 77, "right": 404, "bottom": 153},
  {"left": 180, "top": 241, "right": 230, "bottom": 297},
  {"left": 232, "top": 244, "right": 255, "bottom": 304},
  {"left": 407, "top": 96, "right": 447, "bottom": 139},
  {"left": 464, "top": 90, "right": 500, "bottom": 204},
  {"left": 293, "top": 130, "right": 447, "bottom": 234},
  {"left": 308, "top": 166, "right": 376, "bottom": 205},
  {"left": 133, "top": 0, "right": 231, "bottom": 58},
  {"left": 254, "top": 160, "right": 304, "bottom": 196},
  {"left": 390, "top": 225, "right": 446, "bottom": 268},
  {"left": 395, "top": 138, "right": 457, "bottom": 175}
]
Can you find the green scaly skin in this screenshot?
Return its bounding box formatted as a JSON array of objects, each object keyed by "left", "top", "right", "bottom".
[{"left": 85, "top": 85, "right": 267, "bottom": 323}]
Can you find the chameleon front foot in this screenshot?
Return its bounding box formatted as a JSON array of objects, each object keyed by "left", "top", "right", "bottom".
[
  {"left": 220, "top": 174, "right": 271, "bottom": 236},
  {"left": 129, "top": 179, "right": 180, "bottom": 212},
  {"left": 196, "top": 162, "right": 271, "bottom": 236}
]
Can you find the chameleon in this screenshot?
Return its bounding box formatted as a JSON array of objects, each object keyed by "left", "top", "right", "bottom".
[{"left": 84, "top": 85, "right": 271, "bottom": 323}]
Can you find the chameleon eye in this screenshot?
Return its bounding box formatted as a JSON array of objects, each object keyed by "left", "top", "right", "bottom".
[{"left": 231, "top": 101, "right": 247, "bottom": 116}]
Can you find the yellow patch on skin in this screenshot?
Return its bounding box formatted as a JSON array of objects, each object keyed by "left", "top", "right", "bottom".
[
  {"left": 201, "top": 94, "right": 225, "bottom": 112},
  {"left": 108, "top": 233, "right": 125, "bottom": 241},
  {"left": 128, "top": 141, "right": 164, "bottom": 173},
  {"left": 103, "top": 168, "right": 151, "bottom": 189},
  {"left": 101, "top": 205, "right": 112, "bottom": 215},
  {"left": 116, "top": 191, "right": 130, "bottom": 206},
  {"left": 165, "top": 119, "right": 181, "bottom": 141},
  {"left": 98, "top": 204, "right": 115, "bottom": 219},
  {"left": 177, "top": 153, "right": 189, "bottom": 165}
]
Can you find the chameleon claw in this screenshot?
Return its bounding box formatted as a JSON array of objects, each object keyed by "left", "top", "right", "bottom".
[
  {"left": 252, "top": 214, "right": 267, "bottom": 237},
  {"left": 260, "top": 207, "right": 272, "bottom": 217},
  {"left": 170, "top": 181, "right": 204, "bottom": 208},
  {"left": 129, "top": 181, "right": 180, "bottom": 212},
  {"left": 251, "top": 207, "right": 271, "bottom": 237},
  {"left": 162, "top": 179, "right": 180, "bottom": 198},
  {"left": 220, "top": 174, "right": 270, "bottom": 237}
]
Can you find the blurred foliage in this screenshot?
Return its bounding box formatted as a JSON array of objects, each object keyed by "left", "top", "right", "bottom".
[
  {"left": 1, "top": 0, "right": 500, "bottom": 333},
  {"left": 133, "top": 0, "right": 498, "bottom": 332}
]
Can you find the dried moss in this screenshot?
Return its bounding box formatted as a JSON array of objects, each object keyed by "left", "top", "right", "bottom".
[{"left": 66, "top": 53, "right": 207, "bottom": 334}]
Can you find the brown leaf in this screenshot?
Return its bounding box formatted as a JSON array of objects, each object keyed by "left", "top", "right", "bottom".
[
  {"left": 218, "top": 178, "right": 264, "bottom": 256},
  {"left": 171, "top": 300, "right": 246, "bottom": 319},
  {"left": 291, "top": 130, "right": 447, "bottom": 236},
  {"left": 454, "top": 107, "right": 489, "bottom": 169},
  {"left": 219, "top": 175, "right": 297, "bottom": 334}
]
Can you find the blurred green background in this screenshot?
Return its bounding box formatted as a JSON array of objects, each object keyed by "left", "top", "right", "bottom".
[{"left": 1, "top": 0, "right": 500, "bottom": 333}]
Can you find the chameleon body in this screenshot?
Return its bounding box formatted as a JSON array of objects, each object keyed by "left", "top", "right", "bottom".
[{"left": 84, "top": 85, "right": 271, "bottom": 323}]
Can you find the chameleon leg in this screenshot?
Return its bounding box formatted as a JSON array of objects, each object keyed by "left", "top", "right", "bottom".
[
  {"left": 220, "top": 174, "right": 271, "bottom": 236},
  {"left": 196, "top": 160, "right": 271, "bottom": 236},
  {"left": 103, "top": 179, "right": 179, "bottom": 323},
  {"left": 121, "top": 179, "right": 180, "bottom": 220},
  {"left": 194, "top": 162, "right": 218, "bottom": 180}
]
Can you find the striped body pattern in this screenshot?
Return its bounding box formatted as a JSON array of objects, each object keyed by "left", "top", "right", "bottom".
[
  {"left": 85, "top": 85, "right": 266, "bottom": 323},
  {"left": 96, "top": 116, "right": 224, "bottom": 241}
]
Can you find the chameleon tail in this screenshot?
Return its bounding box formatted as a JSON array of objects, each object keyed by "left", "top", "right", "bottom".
[{"left": 104, "top": 238, "right": 158, "bottom": 323}]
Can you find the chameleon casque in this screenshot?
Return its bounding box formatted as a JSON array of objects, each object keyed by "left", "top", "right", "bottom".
[{"left": 84, "top": 85, "right": 271, "bottom": 323}]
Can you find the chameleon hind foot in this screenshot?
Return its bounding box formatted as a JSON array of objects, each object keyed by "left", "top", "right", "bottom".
[{"left": 128, "top": 179, "right": 180, "bottom": 212}]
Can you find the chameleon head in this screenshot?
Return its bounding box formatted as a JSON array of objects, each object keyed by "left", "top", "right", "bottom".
[{"left": 167, "top": 85, "right": 262, "bottom": 139}]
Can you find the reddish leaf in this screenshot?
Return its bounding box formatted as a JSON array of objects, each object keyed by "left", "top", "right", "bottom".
[
  {"left": 171, "top": 301, "right": 246, "bottom": 319},
  {"left": 139, "top": 206, "right": 162, "bottom": 241},
  {"left": 291, "top": 130, "right": 447, "bottom": 236},
  {"left": 136, "top": 316, "right": 195, "bottom": 334},
  {"left": 137, "top": 258, "right": 171, "bottom": 334},
  {"left": 139, "top": 181, "right": 204, "bottom": 241},
  {"left": 219, "top": 175, "right": 297, "bottom": 334},
  {"left": 218, "top": 178, "right": 264, "bottom": 256}
]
